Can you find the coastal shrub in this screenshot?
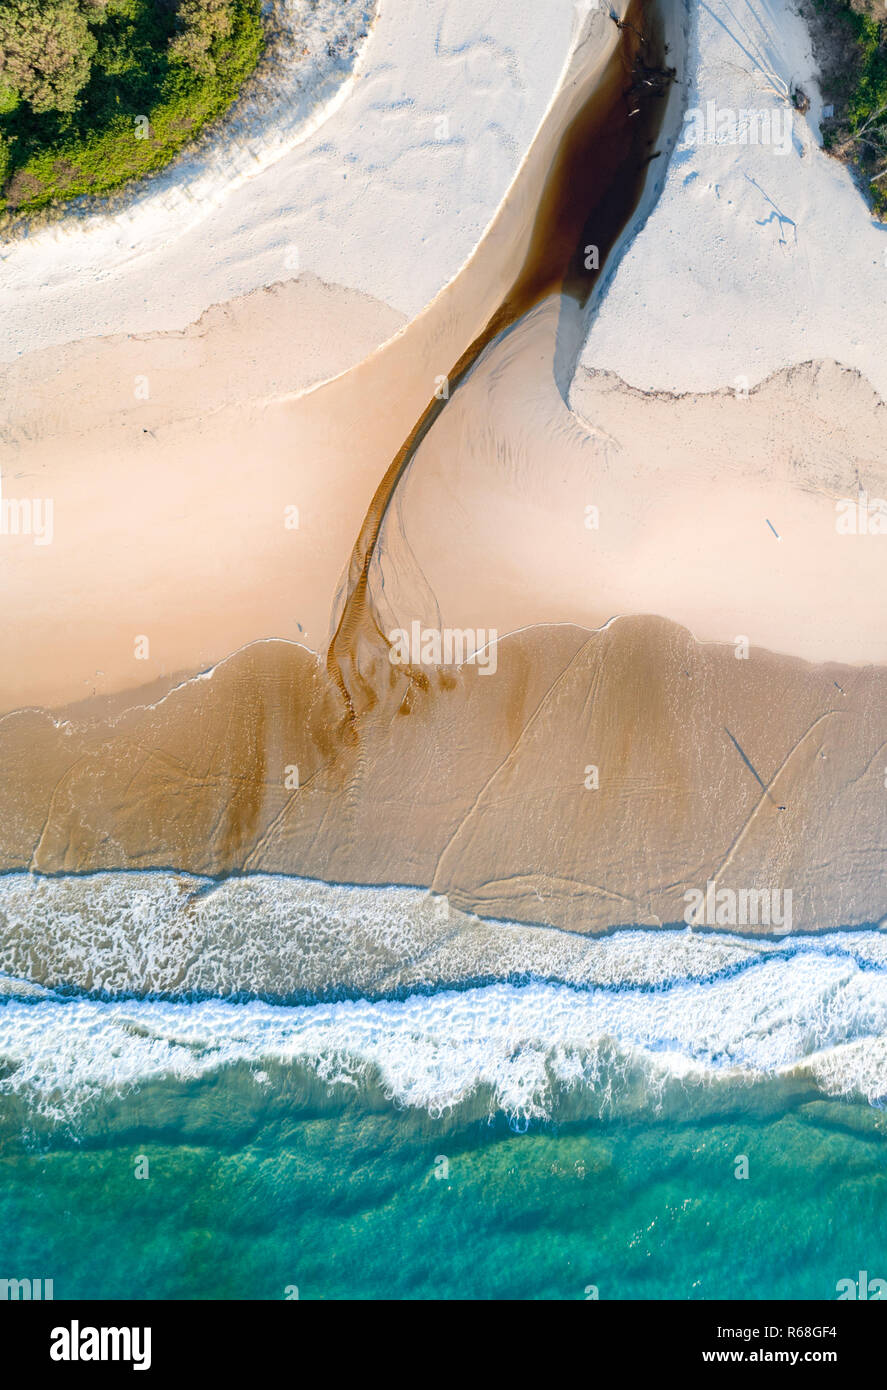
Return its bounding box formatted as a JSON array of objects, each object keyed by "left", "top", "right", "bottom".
[
  {"left": 844, "top": 11, "right": 887, "bottom": 211},
  {"left": 170, "top": 0, "right": 234, "bottom": 78},
  {"left": 0, "top": 0, "right": 264, "bottom": 219},
  {"left": 814, "top": 0, "right": 887, "bottom": 214},
  {"left": 0, "top": 0, "right": 98, "bottom": 114}
]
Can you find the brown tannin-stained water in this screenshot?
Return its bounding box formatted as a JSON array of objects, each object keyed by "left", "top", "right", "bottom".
[{"left": 328, "top": 0, "right": 674, "bottom": 722}]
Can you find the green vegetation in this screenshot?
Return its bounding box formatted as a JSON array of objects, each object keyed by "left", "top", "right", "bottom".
[
  {"left": 814, "top": 0, "right": 887, "bottom": 214},
  {"left": 0, "top": 0, "right": 264, "bottom": 219}
]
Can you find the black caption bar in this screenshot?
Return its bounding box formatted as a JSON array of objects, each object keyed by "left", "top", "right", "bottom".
[{"left": 4, "top": 1299, "right": 883, "bottom": 1375}]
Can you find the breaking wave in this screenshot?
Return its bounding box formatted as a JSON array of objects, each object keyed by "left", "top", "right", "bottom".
[{"left": 1, "top": 871, "right": 886, "bottom": 1131}]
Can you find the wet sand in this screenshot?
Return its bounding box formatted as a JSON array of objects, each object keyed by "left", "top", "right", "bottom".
[{"left": 1, "top": 615, "right": 885, "bottom": 932}]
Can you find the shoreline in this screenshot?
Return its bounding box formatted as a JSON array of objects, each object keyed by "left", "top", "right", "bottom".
[
  {"left": 0, "top": 0, "right": 883, "bottom": 945},
  {"left": 3, "top": 931, "right": 887, "bottom": 1126},
  {"left": 2, "top": 864, "right": 887, "bottom": 968},
  {"left": 1, "top": 616, "right": 884, "bottom": 934}
]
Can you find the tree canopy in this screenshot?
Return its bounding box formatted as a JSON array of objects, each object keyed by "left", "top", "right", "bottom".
[
  {"left": 0, "top": 0, "right": 241, "bottom": 122},
  {"left": 170, "top": 0, "right": 233, "bottom": 79},
  {"left": 0, "top": 0, "right": 100, "bottom": 114},
  {"left": 0, "top": 0, "right": 264, "bottom": 217}
]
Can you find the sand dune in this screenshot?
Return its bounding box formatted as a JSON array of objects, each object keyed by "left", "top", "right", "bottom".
[
  {"left": 586, "top": 0, "right": 887, "bottom": 400},
  {"left": 0, "top": 0, "right": 580, "bottom": 360}
]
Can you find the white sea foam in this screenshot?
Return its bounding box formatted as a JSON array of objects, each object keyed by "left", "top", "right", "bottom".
[
  {"left": 1, "top": 872, "right": 886, "bottom": 1127},
  {"left": 0, "top": 870, "right": 777, "bottom": 998}
]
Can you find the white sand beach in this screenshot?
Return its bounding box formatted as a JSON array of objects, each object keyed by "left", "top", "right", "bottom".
[
  {"left": 585, "top": 0, "right": 887, "bottom": 399},
  {"left": 0, "top": 0, "right": 628, "bottom": 709},
  {"left": 0, "top": 0, "right": 884, "bottom": 718},
  {"left": 0, "top": 0, "right": 580, "bottom": 360}
]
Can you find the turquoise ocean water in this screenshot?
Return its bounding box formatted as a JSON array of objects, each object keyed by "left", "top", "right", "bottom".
[
  {"left": 2, "top": 874, "right": 886, "bottom": 1301},
  {"left": 3, "top": 1075, "right": 887, "bottom": 1300}
]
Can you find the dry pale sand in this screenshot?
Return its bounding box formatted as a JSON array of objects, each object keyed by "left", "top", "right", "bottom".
[
  {"left": 0, "top": 1, "right": 633, "bottom": 714},
  {"left": 0, "top": 274, "right": 403, "bottom": 710},
  {"left": 0, "top": 274, "right": 405, "bottom": 446},
  {"left": 371, "top": 319, "right": 887, "bottom": 667},
  {"left": 0, "top": 0, "right": 884, "bottom": 936},
  {"left": 0, "top": 0, "right": 581, "bottom": 362},
  {"left": 586, "top": 0, "right": 887, "bottom": 404}
]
